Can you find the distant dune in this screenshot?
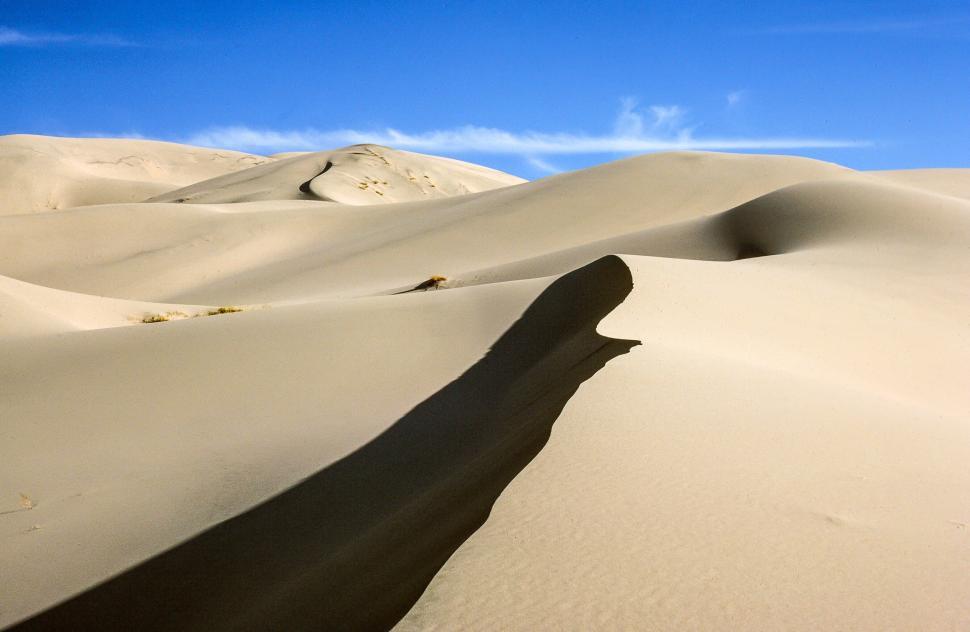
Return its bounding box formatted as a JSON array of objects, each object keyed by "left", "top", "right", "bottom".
[
  {"left": 1, "top": 135, "right": 968, "bottom": 631},
  {"left": 0, "top": 135, "right": 270, "bottom": 215},
  {"left": 147, "top": 144, "right": 525, "bottom": 205}
]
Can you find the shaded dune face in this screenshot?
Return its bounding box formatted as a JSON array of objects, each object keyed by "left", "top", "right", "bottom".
[
  {"left": 451, "top": 177, "right": 970, "bottom": 289},
  {"left": 14, "top": 256, "right": 639, "bottom": 632}
]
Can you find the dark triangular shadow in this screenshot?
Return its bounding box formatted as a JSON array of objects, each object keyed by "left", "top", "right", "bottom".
[{"left": 14, "top": 256, "right": 640, "bottom": 632}]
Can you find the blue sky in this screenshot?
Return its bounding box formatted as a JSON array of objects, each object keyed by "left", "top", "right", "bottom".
[{"left": 1, "top": 0, "right": 968, "bottom": 177}]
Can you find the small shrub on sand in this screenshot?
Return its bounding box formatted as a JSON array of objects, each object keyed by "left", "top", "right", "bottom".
[
  {"left": 364, "top": 146, "right": 391, "bottom": 166},
  {"left": 139, "top": 307, "right": 248, "bottom": 323},
  {"left": 19, "top": 493, "right": 33, "bottom": 510},
  {"left": 206, "top": 306, "right": 244, "bottom": 316},
  {"left": 141, "top": 311, "right": 189, "bottom": 324},
  {"left": 395, "top": 275, "right": 448, "bottom": 294}
]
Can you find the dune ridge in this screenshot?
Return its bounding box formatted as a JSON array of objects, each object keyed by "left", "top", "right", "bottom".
[
  {"left": 0, "top": 150, "right": 852, "bottom": 305},
  {"left": 12, "top": 256, "right": 638, "bottom": 631},
  {"left": 147, "top": 144, "right": 525, "bottom": 205},
  {"left": 1, "top": 135, "right": 969, "bottom": 630},
  {"left": 0, "top": 135, "right": 270, "bottom": 216}
]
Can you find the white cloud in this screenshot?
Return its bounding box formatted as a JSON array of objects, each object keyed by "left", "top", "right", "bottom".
[
  {"left": 726, "top": 90, "right": 746, "bottom": 107},
  {"left": 648, "top": 105, "right": 685, "bottom": 132},
  {"left": 0, "top": 27, "right": 35, "bottom": 44},
  {"left": 613, "top": 98, "right": 687, "bottom": 137},
  {"left": 0, "top": 26, "right": 133, "bottom": 47},
  {"left": 89, "top": 97, "right": 866, "bottom": 156},
  {"left": 613, "top": 97, "right": 644, "bottom": 137},
  {"left": 751, "top": 15, "right": 970, "bottom": 35},
  {"left": 525, "top": 156, "right": 562, "bottom": 175},
  {"left": 182, "top": 124, "right": 867, "bottom": 154}
]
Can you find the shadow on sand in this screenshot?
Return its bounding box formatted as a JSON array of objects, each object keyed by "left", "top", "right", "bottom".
[{"left": 16, "top": 256, "right": 639, "bottom": 632}]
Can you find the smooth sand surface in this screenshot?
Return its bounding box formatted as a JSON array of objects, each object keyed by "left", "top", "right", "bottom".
[
  {"left": 147, "top": 144, "right": 525, "bottom": 205},
  {"left": 0, "top": 135, "right": 270, "bottom": 216},
  {"left": 1, "top": 135, "right": 968, "bottom": 630}
]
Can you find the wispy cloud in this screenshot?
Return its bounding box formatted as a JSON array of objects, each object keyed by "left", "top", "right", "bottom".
[
  {"left": 0, "top": 26, "right": 134, "bottom": 47},
  {"left": 525, "top": 156, "right": 562, "bottom": 175},
  {"left": 751, "top": 15, "right": 970, "bottom": 35},
  {"left": 89, "top": 97, "right": 867, "bottom": 157},
  {"left": 726, "top": 90, "right": 746, "bottom": 107},
  {"left": 613, "top": 98, "right": 686, "bottom": 136},
  {"left": 183, "top": 125, "right": 864, "bottom": 154},
  {"left": 183, "top": 121, "right": 866, "bottom": 155}
]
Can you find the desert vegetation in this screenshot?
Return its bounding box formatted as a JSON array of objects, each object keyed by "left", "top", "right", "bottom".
[{"left": 140, "top": 306, "right": 246, "bottom": 324}]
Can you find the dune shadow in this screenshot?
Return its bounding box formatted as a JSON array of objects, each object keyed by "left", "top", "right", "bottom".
[
  {"left": 14, "top": 256, "right": 640, "bottom": 632},
  {"left": 298, "top": 160, "right": 333, "bottom": 196}
]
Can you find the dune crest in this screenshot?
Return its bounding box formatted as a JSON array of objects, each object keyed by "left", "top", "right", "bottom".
[
  {"left": 0, "top": 135, "right": 270, "bottom": 215},
  {"left": 13, "top": 256, "right": 638, "bottom": 631},
  {"left": 147, "top": 144, "right": 526, "bottom": 205}
]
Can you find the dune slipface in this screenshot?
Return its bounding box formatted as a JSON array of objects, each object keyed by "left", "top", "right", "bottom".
[
  {"left": 1, "top": 137, "right": 968, "bottom": 631},
  {"left": 12, "top": 257, "right": 638, "bottom": 632}
]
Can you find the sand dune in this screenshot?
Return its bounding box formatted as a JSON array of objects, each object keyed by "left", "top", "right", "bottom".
[
  {"left": 147, "top": 144, "right": 525, "bottom": 205},
  {"left": 0, "top": 151, "right": 848, "bottom": 304},
  {"left": 0, "top": 273, "right": 211, "bottom": 338},
  {"left": 1, "top": 135, "right": 968, "bottom": 630},
  {"left": 869, "top": 168, "right": 970, "bottom": 200},
  {"left": 0, "top": 135, "right": 269, "bottom": 216}
]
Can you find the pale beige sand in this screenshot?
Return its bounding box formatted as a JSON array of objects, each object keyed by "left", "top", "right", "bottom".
[
  {"left": 0, "top": 273, "right": 213, "bottom": 338},
  {"left": 147, "top": 144, "right": 525, "bottom": 205},
  {"left": 870, "top": 168, "right": 970, "bottom": 200},
  {"left": 0, "top": 151, "right": 847, "bottom": 304},
  {"left": 1, "top": 135, "right": 968, "bottom": 630},
  {"left": 0, "top": 135, "right": 270, "bottom": 215}
]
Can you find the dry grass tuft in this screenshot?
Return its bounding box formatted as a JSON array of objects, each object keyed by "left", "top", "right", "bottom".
[
  {"left": 20, "top": 493, "right": 33, "bottom": 510},
  {"left": 141, "top": 310, "right": 189, "bottom": 324},
  {"left": 138, "top": 307, "right": 248, "bottom": 324},
  {"left": 206, "top": 306, "right": 244, "bottom": 316},
  {"left": 395, "top": 275, "right": 449, "bottom": 294},
  {"left": 364, "top": 146, "right": 392, "bottom": 166}
]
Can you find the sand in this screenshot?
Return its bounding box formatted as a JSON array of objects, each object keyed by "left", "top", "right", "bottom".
[
  {"left": 1, "top": 135, "right": 968, "bottom": 630},
  {"left": 0, "top": 135, "right": 271, "bottom": 216}
]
